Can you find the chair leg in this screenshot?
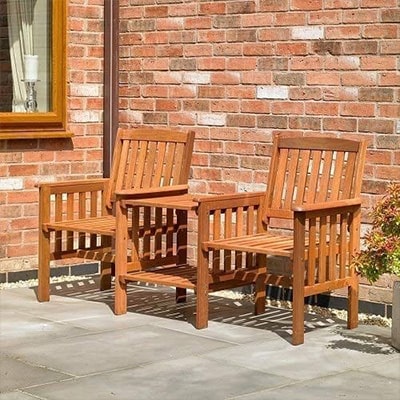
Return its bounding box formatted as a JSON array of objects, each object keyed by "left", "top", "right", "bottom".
[
  {"left": 176, "top": 287, "right": 187, "bottom": 303},
  {"left": 114, "top": 278, "right": 127, "bottom": 315},
  {"left": 38, "top": 229, "right": 50, "bottom": 302},
  {"left": 254, "top": 274, "right": 266, "bottom": 315},
  {"left": 196, "top": 247, "right": 209, "bottom": 329},
  {"left": 100, "top": 262, "right": 112, "bottom": 291},
  {"left": 292, "top": 293, "right": 305, "bottom": 345},
  {"left": 347, "top": 279, "right": 359, "bottom": 329},
  {"left": 196, "top": 288, "right": 208, "bottom": 329}
]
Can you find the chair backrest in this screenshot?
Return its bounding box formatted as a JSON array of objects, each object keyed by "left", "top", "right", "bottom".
[
  {"left": 263, "top": 134, "right": 368, "bottom": 220},
  {"left": 105, "top": 128, "right": 195, "bottom": 208}
]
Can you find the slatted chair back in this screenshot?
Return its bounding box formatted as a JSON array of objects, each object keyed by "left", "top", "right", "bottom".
[
  {"left": 262, "top": 135, "right": 367, "bottom": 222},
  {"left": 105, "top": 128, "right": 195, "bottom": 208}
]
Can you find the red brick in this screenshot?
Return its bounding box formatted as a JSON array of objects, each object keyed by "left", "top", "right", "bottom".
[
  {"left": 290, "top": 56, "right": 323, "bottom": 70},
  {"left": 241, "top": 101, "right": 271, "bottom": 114},
  {"left": 184, "top": 17, "right": 212, "bottom": 30},
  {"left": 360, "top": 56, "right": 397, "bottom": 71},
  {"left": 343, "top": 9, "right": 379, "bottom": 23},
  {"left": 291, "top": 0, "right": 322, "bottom": 10},
  {"left": 227, "top": 58, "right": 257, "bottom": 71},
  {"left": 241, "top": 72, "right": 272, "bottom": 85},
  {"left": 276, "top": 42, "right": 308, "bottom": 56},
  {"left": 361, "top": 0, "right": 397, "bottom": 8},
  {"left": 275, "top": 13, "right": 307, "bottom": 26},
  {"left": 363, "top": 25, "right": 398, "bottom": 39},
  {"left": 325, "top": 26, "right": 361, "bottom": 39},
  {"left": 359, "top": 119, "right": 395, "bottom": 134},
  {"left": 341, "top": 72, "right": 377, "bottom": 87},
  {"left": 198, "top": 58, "right": 226, "bottom": 71},
  {"left": 379, "top": 73, "right": 400, "bottom": 87},
  {"left": 380, "top": 41, "right": 400, "bottom": 55},
  {"left": 325, "top": 0, "right": 359, "bottom": 8},
  {"left": 259, "top": 0, "right": 289, "bottom": 12},
  {"left": 307, "top": 72, "right": 340, "bottom": 85},
  {"left": 211, "top": 100, "right": 240, "bottom": 113},
  {"left": 259, "top": 28, "right": 290, "bottom": 41},
  {"left": 272, "top": 101, "right": 304, "bottom": 115},
  {"left": 309, "top": 10, "right": 341, "bottom": 24},
  {"left": 323, "top": 117, "right": 357, "bottom": 132},
  {"left": 340, "top": 103, "right": 375, "bottom": 117},
  {"left": 199, "top": 2, "right": 226, "bottom": 15},
  {"left": 378, "top": 104, "right": 400, "bottom": 118},
  {"left": 156, "top": 99, "right": 180, "bottom": 111}
]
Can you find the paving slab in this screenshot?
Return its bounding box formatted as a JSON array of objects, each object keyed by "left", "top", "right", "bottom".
[
  {"left": 24, "top": 356, "right": 292, "bottom": 400},
  {"left": 0, "top": 354, "right": 72, "bottom": 393},
  {"left": 0, "top": 280, "right": 399, "bottom": 400},
  {"left": 229, "top": 370, "right": 400, "bottom": 400}
]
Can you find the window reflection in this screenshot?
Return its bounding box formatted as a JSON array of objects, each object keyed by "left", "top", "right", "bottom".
[{"left": 0, "top": 0, "right": 51, "bottom": 113}]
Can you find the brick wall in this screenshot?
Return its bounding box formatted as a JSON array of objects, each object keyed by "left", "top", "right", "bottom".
[
  {"left": 0, "top": 0, "right": 399, "bottom": 308},
  {"left": 119, "top": 0, "right": 400, "bottom": 305},
  {"left": 0, "top": 1, "right": 104, "bottom": 273}
]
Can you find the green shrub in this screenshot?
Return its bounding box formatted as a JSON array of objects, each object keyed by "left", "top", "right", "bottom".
[{"left": 353, "top": 182, "right": 400, "bottom": 283}]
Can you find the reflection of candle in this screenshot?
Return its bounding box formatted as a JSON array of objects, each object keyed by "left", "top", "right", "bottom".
[{"left": 24, "top": 55, "right": 38, "bottom": 81}]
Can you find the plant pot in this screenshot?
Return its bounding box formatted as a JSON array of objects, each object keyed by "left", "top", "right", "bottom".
[{"left": 392, "top": 280, "right": 400, "bottom": 351}]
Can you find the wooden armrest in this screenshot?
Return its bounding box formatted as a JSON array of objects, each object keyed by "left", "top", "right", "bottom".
[
  {"left": 195, "top": 191, "right": 264, "bottom": 210},
  {"left": 115, "top": 184, "right": 189, "bottom": 200},
  {"left": 292, "top": 198, "right": 361, "bottom": 213},
  {"left": 36, "top": 178, "right": 108, "bottom": 189}
]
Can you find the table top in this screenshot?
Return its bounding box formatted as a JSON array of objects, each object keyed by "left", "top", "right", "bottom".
[{"left": 125, "top": 194, "right": 203, "bottom": 211}]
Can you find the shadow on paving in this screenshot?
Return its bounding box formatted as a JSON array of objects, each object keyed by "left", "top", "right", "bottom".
[
  {"left": 33, "top": 276, "right": 348, "bottom": 345},
  {"left": 326, "top": 326, "right": 395, "bottom": 355}
]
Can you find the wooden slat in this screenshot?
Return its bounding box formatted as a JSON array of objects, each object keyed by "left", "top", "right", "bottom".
[
  {"left": 305, "top": 150, "right": 322, "bottom": 203},
  {"left": 328, "top": 214, "right": 337, "bottom": 280},
  {"left": 283, "top": 148, "right": 300, "bottom": 208},
  {"left": 271, "top": 148, "right": 288, "bottom": 209},
  {"left": 318, "top": 216, "right": 327, "bottom": 283},
  {"left": 295, "top": 149, "right": 311, "bottom": 204},
  {"left": 152, "top": 141, "right": 167, "bottom": 186},
  {"left": 125, "top": 140, "right": 139, "bottom": 189},
  {"left": 307, "top": 217, "right": 317, "bottom": 285},
  {"left": 330, "top": 151, "right": 345, "bottom": 200},
  {"left": 163, "top": 141, "right": 176, "bottom": 186}
]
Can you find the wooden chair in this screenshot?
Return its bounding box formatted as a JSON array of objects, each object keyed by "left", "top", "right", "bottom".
[
  {"left": 112, "top": 133, "right": 367, "bottom": 345},
  {"left": 196, "top": 133, "right": 367, "bottom": 345},
  {"left": 37, "top": 127, "right": 195, "bottom": 309}
]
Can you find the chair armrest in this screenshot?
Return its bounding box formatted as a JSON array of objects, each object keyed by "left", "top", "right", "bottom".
[
  {"left": 115, "top": 184, "right": 189, "bottom": 202},
  {"left": 292, "top": 198, "right": 362, "bottom": 218},
  {"left": 196, "top": 191, "right": 265, "bottom": 211},
  {"left": 37, "top": 178, "right": 109, "bottom": 193}
]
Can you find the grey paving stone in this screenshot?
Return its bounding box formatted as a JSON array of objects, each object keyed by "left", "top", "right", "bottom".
[
  {"left": 0, "top": 391, "right": 41, "bottom": 399},
  {"left": 357, "top": 355, "right": 400, "bottom": 380},
  {"left": 0, "top": 355, "right": 72, "bottom": 393},
  {"left": 203, "top": 326, "right": 397, "bottom": 381},
  {"left": 25, "top": 355, "right": 293, "bottom": 400},
  {"left": 3, "top": 325, "right": 234, "bottom": 377},
  {"left": 153, "top": 319, "right": 275, "bottom": 344},
  {"left": 229, "top": 370, "right": 400, "bottom": 400},
  {"left": 0, "top": 310, "right": 90, "bottom": 348}
]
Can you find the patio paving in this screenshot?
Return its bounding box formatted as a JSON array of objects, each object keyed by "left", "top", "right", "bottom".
[{"left": 0, "top": 278, "right": 399, "bottom": 400}]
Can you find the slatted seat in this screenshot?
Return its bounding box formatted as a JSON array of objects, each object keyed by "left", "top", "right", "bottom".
[
  {"left": 195, "top": 134, "right": 368, "bottom": 345},
  {"left": 38, "top": 127, "right": 195, "bottom": 305}
]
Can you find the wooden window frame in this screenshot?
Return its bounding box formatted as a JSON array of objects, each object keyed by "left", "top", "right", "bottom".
[{"left": 0, "top": 0, "right": 71, "bottom": 140}]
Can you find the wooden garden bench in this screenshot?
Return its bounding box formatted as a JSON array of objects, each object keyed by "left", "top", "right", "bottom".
[
  {"left": 114, "top": 133, "right": 367, "bottom": 345},
  {"left": 37, "top": 127, "right": 195, "bottom": 308}
]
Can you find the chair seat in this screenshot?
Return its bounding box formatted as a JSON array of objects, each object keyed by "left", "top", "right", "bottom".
[
  {"left": 204, "top": 232, "right": 296, "bottom": 257},
  {"left": 45, "top": 216, "right": 124, "bottom": 236}
]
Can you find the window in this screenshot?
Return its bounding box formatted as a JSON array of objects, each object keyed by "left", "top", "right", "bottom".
[{"left": 0, "top": 0, "right": 70, "bottom": 139}]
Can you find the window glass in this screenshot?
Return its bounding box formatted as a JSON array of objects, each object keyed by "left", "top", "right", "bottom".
[{"left": 0, "top": 0, "right": 51, "bottom": 113}]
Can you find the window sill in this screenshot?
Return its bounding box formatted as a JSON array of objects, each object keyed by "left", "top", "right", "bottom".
[{"left": 0, "top": 131, "right": 74, "bottom": 140}]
